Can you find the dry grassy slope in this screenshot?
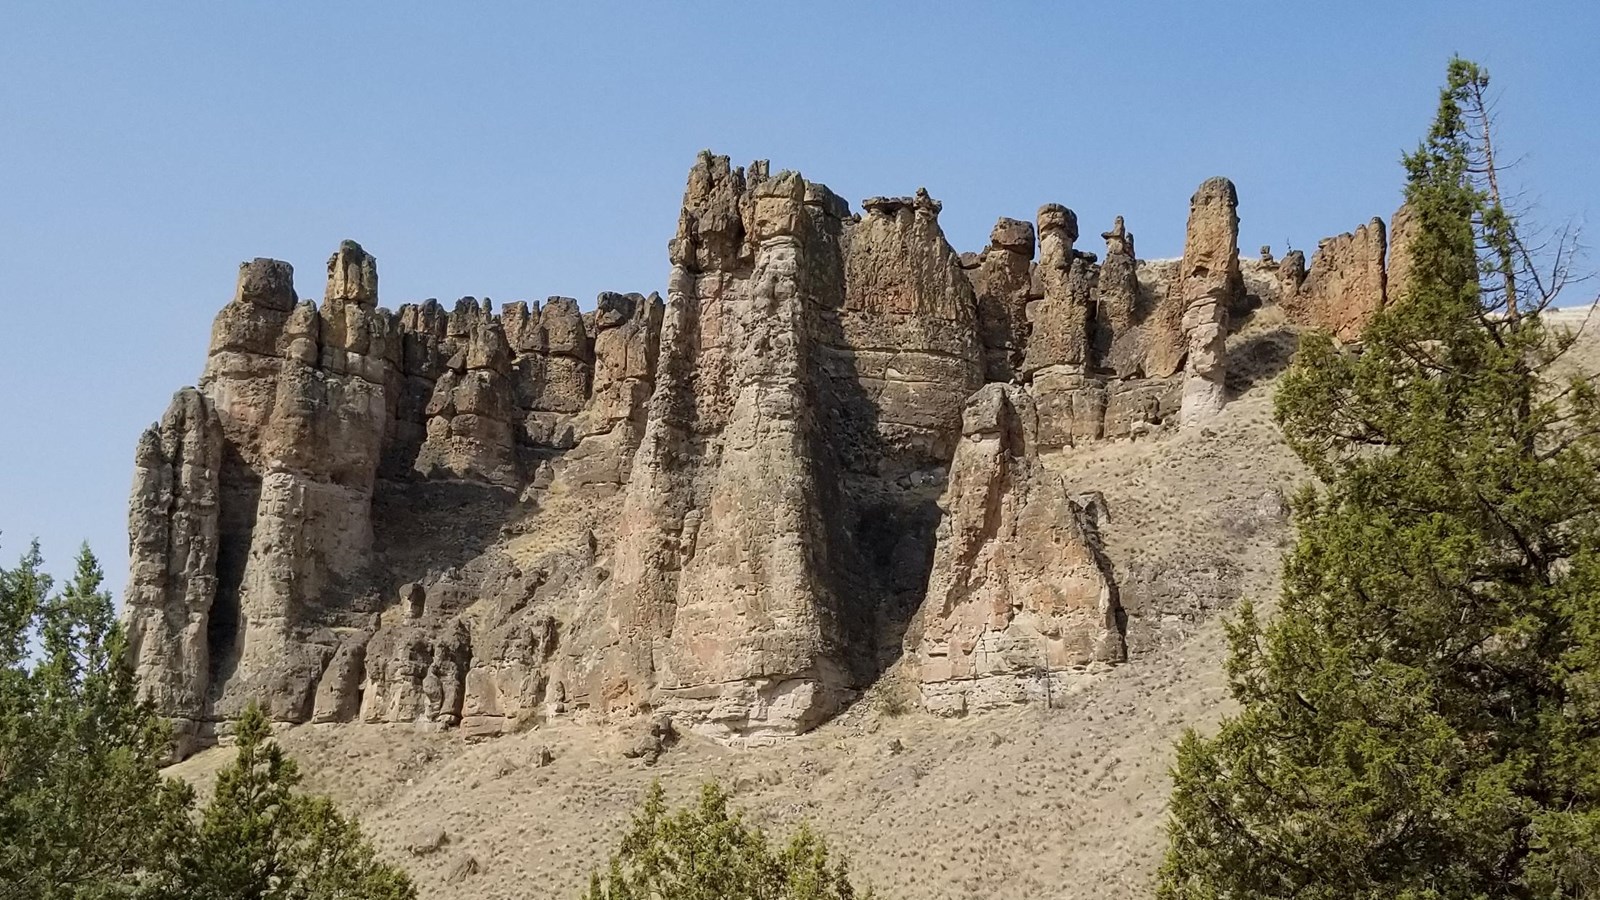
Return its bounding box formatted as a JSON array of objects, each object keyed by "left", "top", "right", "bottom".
[
  {"left": 167, "top": 627, "right": 1239, "bottom": 900},
  {"left": 170, "top": 309, "right": 1600, "bottom": 900}
]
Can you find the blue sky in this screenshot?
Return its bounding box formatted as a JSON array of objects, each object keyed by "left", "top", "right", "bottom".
[{"left": 2, "top": 1, "right": 1597, "bottom": 595}]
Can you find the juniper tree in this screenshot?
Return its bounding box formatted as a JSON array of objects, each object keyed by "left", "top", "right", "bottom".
[
  {"left": 0, "top": 543, "right": 192, "bottom": 900},
  {"left": 1158, "top": 58, "right": 1600, "bottom": 899},
  {"left": 584, "top": 781, "right": 871, "bottom": 900},
  {"left": 0, "top": 542, "right": 414, "bottom": 899},
  {"left": 173, "top": 702, "right": 416, "bottom": 900}
]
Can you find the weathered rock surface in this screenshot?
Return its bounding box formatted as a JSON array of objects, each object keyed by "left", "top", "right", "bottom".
[
  {"left": 1289, "top": 217, "right": 1388, "bottom": 342},
  {"left": 1273, "top": 205, "right": 1418, "bottom": 342},
  {"left": 1386, "top": 202, "right": 1418, "bottom": 308},
  {"left": 586, "top": 158, "right": 982, "bottom": 739},
  {"left": 1022, "top": 203, "right": 1088, "bottom": 380},
  {"left": 124, "top": 387, "right": 224, "bottom": 756},
  {"left": 905, "top": 384, "right": 1123, "bottom": 716},
  {"left": 971, "top": 217, "right": 1035, "bottom": 383},
  {"left": 123, "top": 152, "right": 1400, "bottom": 750},
  {"left": 1096, "top": 217, "right": 1145, "bottom": 378},
  {"left": 593, "top": 160, "right": 854, "bottom": 738},
  {"left": 1175, "top": 177, "right": 1240, "bottom": 427}
]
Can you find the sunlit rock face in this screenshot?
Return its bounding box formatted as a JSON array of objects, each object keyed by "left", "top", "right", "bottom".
[{"left": 124, "top": 153, "right": 1399, "bottom": 754}]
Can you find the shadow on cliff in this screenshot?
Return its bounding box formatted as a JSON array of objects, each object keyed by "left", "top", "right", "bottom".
[
  {"left": 206, "top": 445, "right": 259, "bottom": 696},
  {"left": 802, "top": 264, "right": 946, "bottom": 691},
  {"left": 365, "top": 477, "right": 522, "bottom": 615},
  {"left": 203, "top": 460, "right": 520, "bottom": 711},
  {"left": 1225, "top": 323, "right": 1301, "bottom": 395}
]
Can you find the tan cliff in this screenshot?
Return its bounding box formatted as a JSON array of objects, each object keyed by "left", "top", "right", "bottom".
[{"left": 124, "top": 151, "right": 1414, "bottom": 756}]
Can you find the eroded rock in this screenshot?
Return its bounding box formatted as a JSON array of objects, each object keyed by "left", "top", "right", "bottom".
[
  {"left": 1175, "top": 177, "right": 1240, "bottom": 427},
  {"left": 973, "top": 216, "right": 1035, "bottom": 382},
  {"left": 1289, "top": 217, "right": 1388, "bottom": 342},
  {"left": 905, "top": 384, "right": 1125, "bottom": 716},
  {"left": 124, "top": 151, "right": 1402, "bottom": 757},
  {"left": 124, "top": 388, "right": 224, "bottom": 756}
]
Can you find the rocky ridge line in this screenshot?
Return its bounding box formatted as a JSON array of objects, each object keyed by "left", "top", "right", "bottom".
[{"left": 124, "top": 151, "right": 1412, "bottom": 756}]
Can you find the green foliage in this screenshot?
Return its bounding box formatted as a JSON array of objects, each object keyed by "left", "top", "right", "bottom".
[
  {"left": 0, "top": 542, "right": 414, "bottom": 900},
  {"left": 0, "top": 542, "right": 193, "bottom": 900},
  {"left": 1159, "top": 58, "right": 1600, "bottom": 899},
  {"left": 172, "top": 703, "right": 416, "bottom": 899},
  {"left": 584, "top": 782, "right": 873, "bottom": 900}
]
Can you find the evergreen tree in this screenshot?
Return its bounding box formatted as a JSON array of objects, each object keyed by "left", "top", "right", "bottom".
[
  {"left": 174, "top": 702, "right": 416, "bottom": 900},
  {"left": 584, "top": 782, "right": 871, "bottom": 900},
  {"left": 0, "top": 543, "right": 194, "bottom": 900},
  {"left": 1158, "top": 59, "right": 1600, "bottom": 898},
  {"left": 0, "top": 542, "right": 414, "bottom": 899}
]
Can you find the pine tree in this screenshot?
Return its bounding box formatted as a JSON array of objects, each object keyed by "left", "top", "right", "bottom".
[
  {"left": 175, "top": 702, "right": 416, "bottom": 899},
  {"left": 1158, "top": 58, "right": 1600, "bottom": 898},
  {"left": 0, "top": 543, "right": 193, "bottom": 900},
  {"left": 583, "top": 781, "right": 871, "bottom": 900}
]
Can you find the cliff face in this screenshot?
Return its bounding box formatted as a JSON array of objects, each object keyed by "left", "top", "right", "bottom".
[{"left": 124, "top": 152, "right": 1410, "bottom": 754}]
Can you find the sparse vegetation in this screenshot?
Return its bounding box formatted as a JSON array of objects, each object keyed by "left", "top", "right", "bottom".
[{"left": 865, "top": 676, "right": 918, "bottom": 718}]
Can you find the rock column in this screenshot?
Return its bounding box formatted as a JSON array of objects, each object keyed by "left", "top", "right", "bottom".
[
  {"left": 1176, "top": 178, "right": 1239, "bottom": 427},
  {"left": 595, "top": 155, "right": 851, "bottom": 738},
  {"left": 972, "top": 217, "right": 1035, "bottom": 382},
  {"left": 123, "top": 387, "right": 224, "bottom": 755},
  {"left": 1097, "top": 216, "right": 1146, "bottom": 378},
  {"left": 217, "top": 242, "right": 396, "bottom": 721}
]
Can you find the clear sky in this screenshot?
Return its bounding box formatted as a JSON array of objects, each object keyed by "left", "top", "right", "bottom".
[{"left": 2, "top": 1, "right": 1597, "bottom": 596}]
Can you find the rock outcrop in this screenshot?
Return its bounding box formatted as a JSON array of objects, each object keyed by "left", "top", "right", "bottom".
[
  {"left": 1288, "top": 218, "right": 1387, "bottom": 342},
  {"left": 970, "top": 217, "right": 1035, "bottom": 383},
  {"left": 593, "top": 160, "right": 854, "bottom": 737},
  {"left": 904, "top": 384, "right": 1123, "bottom": 716},
  {"left": 585, "top": 159, "right": 982, "bottom": 738},
  {"left": 124, "top": 387, "right": 224, "bottom": 755},
  {"left": 123, "top": 152, "right": 1399, "bottom": 752},
  {"left": 1175, "top": 177, "right": 1240, "bottom": 427},
  {"left": 1272, "top": 204, "right": 1420, "bottom": 342},
  {"left": 1386, "top": 202, "right": 1418, "bottom": 308},
  {"left": 1096, "top": 217, "right": 1144, "bottom": 378}
]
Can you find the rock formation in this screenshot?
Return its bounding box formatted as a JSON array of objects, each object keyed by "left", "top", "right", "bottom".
[
  {"left": 1096, "top": 217, "right": 1144, "bottom": 378},
  {"left": 904, "top": 384, "right": 1123, "bottom": 716},
  {"left": 1386, "top": 202, "right": 1418, "bottom": 308},
  {"left": 593, "top": 161, "right": 855, "bottom": 737},
  {"left": 123, "top": 153, "right": 1403, "bottom": 753},
  {"left": 970, "top": 217, "right": 1035, "bottom": 383},
  {"left": 124, "top": 387, "right": 223, "bottom": 754},
  {"left": 1272, "top": 203, "right": 1420, "bottom": 341},
  {"left": 587, "top": 160, "right": 983, "bottom": 738},
  {"left": 1287, "top": 218, "right": 1388, "bottom": 342},
  {"left": 1174, "top": 177, "right": 1240, "bottom": 427}
]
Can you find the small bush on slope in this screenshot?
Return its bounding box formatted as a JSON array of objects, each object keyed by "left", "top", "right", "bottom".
[{"left": 584, "top": 781, "right": 874, "bottom": 900}]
